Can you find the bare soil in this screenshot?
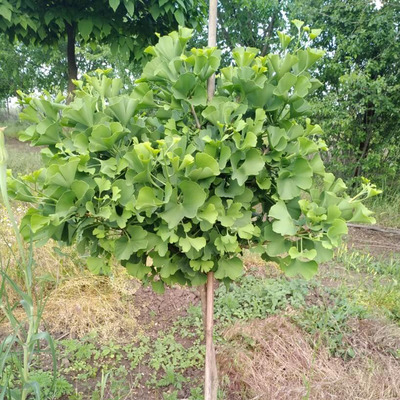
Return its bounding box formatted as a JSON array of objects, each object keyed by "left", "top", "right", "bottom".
[
  {"left": 347, "top": 225, "right": 400, "bottom": 256},
  {"left": 5, "top": 136, "right": 42, "bottom": 152}
]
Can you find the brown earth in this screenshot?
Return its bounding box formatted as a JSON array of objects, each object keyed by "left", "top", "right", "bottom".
[{"left": 347, "top": 225, "right": 400, "bottom": 256}]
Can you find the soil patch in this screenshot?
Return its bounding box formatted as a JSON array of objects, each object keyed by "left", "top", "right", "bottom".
[
  {"left": 5, "top": 136, "right": 42, "bottom": 152},
  {"left": 133, "top": 284, "right": 200, "bottom": 337},
  {"left": 347, "top": 226, "right": 400, "bottom": 256}
]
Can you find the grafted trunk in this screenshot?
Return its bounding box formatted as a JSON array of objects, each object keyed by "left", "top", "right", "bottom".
[
  {"left": 204, "top": 2, "right": 218, "bottom": 399},
  {"left": 203, "top": 272, "right": 218, "bottom": 400},
  {"left": 66, "top": 22, "right": 78, "bottom": 100},
  {"left": 207, "top": 0, "right": 218, "bottom": 101}
]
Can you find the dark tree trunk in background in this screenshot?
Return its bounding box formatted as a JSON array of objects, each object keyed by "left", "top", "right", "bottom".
[
  {"left": 353, "top": 102, "right": 375, "bottom": 179},
  {"left": 261, "top": 0, "right": 280, "bottom": 56},
  {"left": 66, "top": 23, "right": 78, "bottom": 100}
]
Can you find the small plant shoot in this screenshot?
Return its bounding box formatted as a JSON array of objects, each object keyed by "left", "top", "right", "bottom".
[{"left": 8, "top": 27, "right": 379, "bottom": 292}]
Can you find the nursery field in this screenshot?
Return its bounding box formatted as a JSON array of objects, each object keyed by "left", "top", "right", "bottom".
[
  {"left": 1, "top": 139, "right": 400, "bottom": 400},
  {"left": 1, "top": 1, "right": 400, "bottom": 399}
]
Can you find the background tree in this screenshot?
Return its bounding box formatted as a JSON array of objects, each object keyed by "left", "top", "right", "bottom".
[
  {"left": 217, "top": 0, "right": 286, "bottom": 62},
  {"left": 0, "top": 37, "right": 27, "bottom": 111},
  {"left": 0, "top": 0, "right": 206, "bottom": 93},
  {"left": 0, "top": 35, "right": 145, "bottom": 105},
  {"left": 203, "top": 0, "right": 400, "bottom": 185},
  {"left": 290, "top": 0, "right": 400, "bottom": 184}
]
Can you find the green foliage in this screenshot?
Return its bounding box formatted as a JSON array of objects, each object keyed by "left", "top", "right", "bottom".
[
  {"left": 8, "top": 27, "right": 379, "bottom": 287},
  {"left": 0, "top": 35, "right": 138, "bottom": 102},
  {"left": 149, "top": 333, "right": 203, "bottom": 373},
  {"left": 366, "top": 185, "right": 400, "bottom": 228},
  {"left": 214, "top": 275, "right": 309, "bottom": 323},
  {"left": 217, "top": 0, "right": 284, "bottom": 59},
  {"left": 0, "top": 368, "right": 73, "bottom": 399},
  {"left": 293, "top": 289, "right": 367, "bottom": 359},
  {"left": 146, "top": 334, "right": 203, "bottom": 391},
  {"left": 313, "top": 71, "right": 400, "bottom": 183},
  {"left": 0, "top": 36, "right": 24, "bottom": 102},
  {"left": 364, "top": 283, "right": 400, "bottom": 323},
  {"left": 29, "top": 371, "right": 73, "bottom": 399},
  {"left": 0, "top": 128, "right": 57, "bottom": 400},
  {"left": 291, "top": 0, "right": 400, "bottom": 183},
  {"left": 0, "top": 35, "right": 80, "bottom": 102},
  {"left": 55, "top": 329, "right": 204, "bottom": 398},
  {"left": 336, "top": 246, "right": 400, "bottom": 323},
  {"left": 0, "top": 0, "right": 205, "bottom": 61}
]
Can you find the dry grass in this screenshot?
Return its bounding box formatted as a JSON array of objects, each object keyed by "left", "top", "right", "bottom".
[
  {"left": 219, "top": 316, "right": 400, "bottom": 400},
  {"left": 0, "top": 203, "right": 142, "bottom": 342},
  {"left": 348, "top": 318, "right": 400, "bottom": 355},
  {"left": 242, "top": 250, "right": 282, "bottom": 278},
  {"left": 0, "top": 203, "right": 86, "bottom": 316},
  {"left": 43, "top": 269, "right": 141, "bottom": 342}
]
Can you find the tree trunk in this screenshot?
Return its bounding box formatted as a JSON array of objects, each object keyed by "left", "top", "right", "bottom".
[
  {"left": 204, "top": 272, "right": 218, "bottom": 400},
  {"left": 353, "top": 103, "right": 375, "bottom": 179},
  {"left": 66, "top": 22, "right": 78, "bottom": 100},
  {"left": 261, "top": 1, "right": 280, "bottom": 56},
  {"left": 204, "top": 2, "right": 218, "bottom": 399},
  {"left": 207, "top": 0, "right": 218, "bottom": 101},
  {"left": 353, "top": 130, "right": 372, "bottom": 178}
]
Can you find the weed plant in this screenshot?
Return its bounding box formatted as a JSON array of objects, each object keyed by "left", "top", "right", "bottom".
[
  {"left": 0, "top": 129, "right": 56, "bottom": 399},
  {"left": 214, "top": 275, "right": 309, "bottom": 324},
  {"left": 293, "top": 290, "right": 367, "bottom": 359}
]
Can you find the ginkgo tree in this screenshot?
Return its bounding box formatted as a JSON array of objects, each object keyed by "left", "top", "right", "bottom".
[
  {"left": 8, "top": 23, "right": 379, "bottom": 399},
  {"left": 0, "top": 0, "right": 205, "bottom": 93}
]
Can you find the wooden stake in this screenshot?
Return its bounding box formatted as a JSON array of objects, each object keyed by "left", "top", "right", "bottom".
[
  {"left": 199, "top": 284, "right": 207, "bottom": 331},
  {"left": 205, "top": 1, "right": 218, "bottom": 399},
  {"left": 207, "top": 0, "right": 218, "bottom": 100},
  {"left": 204, "top": 271, "right": 218, "bottom": 400}
]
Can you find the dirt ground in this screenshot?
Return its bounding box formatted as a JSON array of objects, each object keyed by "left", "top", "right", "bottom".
[
  {"left": 347, "top": 225, "right": 400, "bottom": 255},
  {"left": 5, "top": 136, "right": 41, "bottom": 151},
  {"left": 2, "top": 215, "right": 400, "bottom": 399}
]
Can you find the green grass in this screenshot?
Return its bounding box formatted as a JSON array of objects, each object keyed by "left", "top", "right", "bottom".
[
  {"left": 2, "top": 251, "right": 400, "bottom": 399},
  {"left": 0, "top": 273, "right": 313, "bottom": 399},
  {"left": 6, "top": 146, "right": 43, "bottom": 175},
  {"left": 335, "top": 245, "right": 400, "bottom": 323},
  {"left": 0, "top": 117, "right": 29, "bottom": 139},
  {"left": 292, "top": 291, "right": 367, "bottom": 359},
  {"left": 1, "top": 116, "right": 43, "bottom": 175},
  {"left": 214, "top": 274, "right": 309, "bottom": 324},
  {"left": 366, "top": 184, "right": 400, "bottom": 227}
]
